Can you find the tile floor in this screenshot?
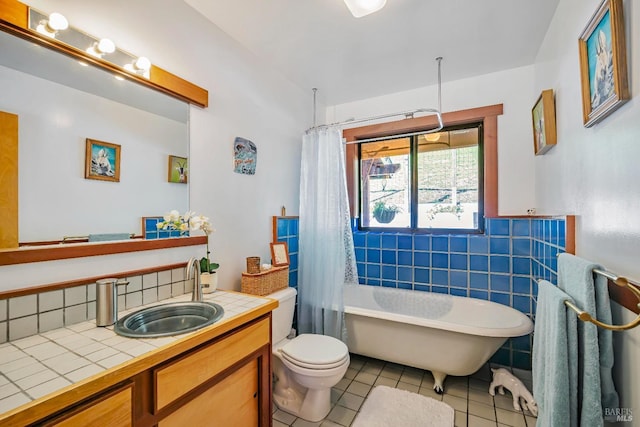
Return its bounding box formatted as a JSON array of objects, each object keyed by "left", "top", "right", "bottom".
[{"left": 272, "top": 354, "right": 537, "bottom": 427}]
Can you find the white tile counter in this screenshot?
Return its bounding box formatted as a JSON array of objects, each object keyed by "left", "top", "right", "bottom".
[{"left": 0, "top": 290, "right": 272, "bottom": 415}]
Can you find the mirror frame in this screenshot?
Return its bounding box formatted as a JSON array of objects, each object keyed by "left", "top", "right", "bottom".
[{"left": 0, "top": 0, "right": 209, "bottom": 266}]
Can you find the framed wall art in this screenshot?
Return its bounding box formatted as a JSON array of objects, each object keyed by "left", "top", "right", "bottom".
[
  {"left": 578, "top": 0, "right": 629, "bottom": 127},
  {"left": 532, "top": 89, "right": 557, "bottom": 155},
  {"left": 168, "top": 155, "right": 188, "bottom": 183},
  {"left": 85, "top": 138, "right": 120, "bottom": 182},
  {"left": 233, "top": 137, "right": 257, "bottom": 175},
  {"left": 270, "top": 241, "right": 290, "bottom": 267}
]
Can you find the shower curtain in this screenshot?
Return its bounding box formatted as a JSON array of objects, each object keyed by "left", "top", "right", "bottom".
[{"left": 298, "top": 126, "right": 358, "bottom": 341}]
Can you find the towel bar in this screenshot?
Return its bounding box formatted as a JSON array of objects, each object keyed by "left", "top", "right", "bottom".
[{"left": 560, "top": 269, "right": 640, "bottom": 331}]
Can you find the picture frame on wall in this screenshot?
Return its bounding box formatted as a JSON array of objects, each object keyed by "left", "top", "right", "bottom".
[
  {"left": 578, "top": 0, "right": 629, "bottom": 127},
  {"left": 85, "top": 138, "right": 121, "bottom": 182},
  {"left": 270, "top": 241, "right": 290, "bottom": 267},
  {"left": 532, "top": 89, "right": 557, "bottom": 155},
  {"left": 168, "top": 155, "right": 188, "bottom": 184}
]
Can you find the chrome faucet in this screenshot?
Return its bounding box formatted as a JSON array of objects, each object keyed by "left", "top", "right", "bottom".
[{"left": 186, "top": 257, "right": 203, "bottom": 301}]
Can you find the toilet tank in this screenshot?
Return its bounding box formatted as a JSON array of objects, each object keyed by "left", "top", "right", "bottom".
[{"left": 269, "top": 287, "right": 297, "bottom": 343}]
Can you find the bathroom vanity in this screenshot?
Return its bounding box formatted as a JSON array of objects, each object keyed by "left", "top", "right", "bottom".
[{"left": 0, "top": 293, "right": 277, "bottom": 426}]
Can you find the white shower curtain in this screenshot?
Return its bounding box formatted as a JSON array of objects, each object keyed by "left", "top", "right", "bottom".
[{"left": 298, "top": 126, "right": 358, "bottom": 341}]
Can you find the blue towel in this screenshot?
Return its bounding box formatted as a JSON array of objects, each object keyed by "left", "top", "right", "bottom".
[
  {"left": 533, "top": 280, "right": 578, "bottom": 426},
  {"left": 558, "top": 253, "right": 619, "bottom": 426}
]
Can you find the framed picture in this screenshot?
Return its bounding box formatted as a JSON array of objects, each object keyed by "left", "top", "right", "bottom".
[
  {"left": 270, "top": 241, "right": 290, "bottom": 267},
  {"left": 578, "top": 0, "right": 629, "bottom": 127},
  {"left": 168, "top": 155, "right": 188, "bottom": 183},
  {"left": 532, "top": 89, "right": 557, "bottom": 155},
  {"left": 85, "top": 139, "right": 120, "bottom": 182}
]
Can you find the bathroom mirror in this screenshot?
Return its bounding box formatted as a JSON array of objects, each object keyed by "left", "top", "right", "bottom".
[{"left": 0, "top": 24, "right": 189, "bottom": 245}]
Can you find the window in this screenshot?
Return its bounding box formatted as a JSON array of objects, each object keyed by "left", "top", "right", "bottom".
[{"left": 359, "top": 123, "right": 483, "bottom": 233}]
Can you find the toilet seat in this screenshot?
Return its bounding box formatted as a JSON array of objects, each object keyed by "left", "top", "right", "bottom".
[{"left": 279, "top": 334, "right": 349, "bottom": 370}]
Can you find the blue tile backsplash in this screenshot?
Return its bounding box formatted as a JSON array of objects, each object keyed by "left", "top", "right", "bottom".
[{"left": 274, "top": 215, "right": 568, "bottom": 372}]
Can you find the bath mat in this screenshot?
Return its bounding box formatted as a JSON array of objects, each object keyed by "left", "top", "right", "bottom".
[{"left": 352, "top": 385, "right": 455, "bottom": 427}]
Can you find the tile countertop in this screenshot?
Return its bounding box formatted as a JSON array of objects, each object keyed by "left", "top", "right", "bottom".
[{"left": 0, "top": 290, "right": 274, "bottom": 416}]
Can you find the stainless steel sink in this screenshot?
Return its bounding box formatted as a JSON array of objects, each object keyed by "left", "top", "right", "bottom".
[{"left": 114, "top": 301, "right": 224, "bottom": 338}]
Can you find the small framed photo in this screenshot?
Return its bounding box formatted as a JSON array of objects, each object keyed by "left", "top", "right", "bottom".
[
  {"left": 270, "top": 242, "right": 290, "bottom": 267},
  {"left": 85, "top": 138, "right": 120, "bottom": 182},
  {"left": 531, "top": 89, "right": 557, "bottom": 155},
  {"left": 578, "top": 0, "right": 629, "bottom": 127},
  {"left": 168, "top": 155, "right": 188, "bottom": 183}
]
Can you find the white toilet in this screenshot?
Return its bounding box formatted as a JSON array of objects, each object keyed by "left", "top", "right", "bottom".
[{"left": 270, "top": 287, "right": 350, "bottom": 422}]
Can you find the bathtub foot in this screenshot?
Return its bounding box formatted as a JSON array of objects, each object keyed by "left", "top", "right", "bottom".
[{"left": 431, "top": 371, "right": 447, "bottom": 394}]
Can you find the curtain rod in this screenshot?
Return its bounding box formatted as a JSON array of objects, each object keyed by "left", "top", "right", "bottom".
[{"left": 306, "top": 57, "right": 445, "bottom": 142}]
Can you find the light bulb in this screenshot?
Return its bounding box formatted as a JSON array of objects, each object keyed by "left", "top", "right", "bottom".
[
  {"left": 97, "top": 38, "right": 115, "bottom": 54},
  {"left": 48, "top": 12, "right": 68, "bottom": 31},
  {"left": 135, "top": 56, "right": 151, "bottom": 71},
  {"left": 86, "top": 38, "right": 116, "bottom": 57},
  {"left": 344, "top": 0, "right": 386, "bottom": 17},
  {"left": 35, "top": 12, "right": 68, "bottom": 38}
]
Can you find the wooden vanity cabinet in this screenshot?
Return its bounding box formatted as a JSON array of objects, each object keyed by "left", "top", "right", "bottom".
[
  {"left": 28, "top": 314, "right": 273, "bottom": 427},
  {"left": 40, "top": 383, "right": 133, "bottom": 427},
  {"left": 151, "top": 316, "right": 272, "bottom": 426}
]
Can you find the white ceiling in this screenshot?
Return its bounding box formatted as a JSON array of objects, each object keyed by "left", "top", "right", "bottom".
[{"left": 185, "top": 0, "right": 560, "bottom": 106}]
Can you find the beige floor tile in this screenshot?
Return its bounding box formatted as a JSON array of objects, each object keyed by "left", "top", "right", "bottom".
[
  {"left": 493, "top": 394, "right": 520, "bottom": 412},
  {"left": 468, "top": 400, "right": 496, "bottom": 421},
  {"left": 327, "top": 405, "right": 356, "bottom": 426},
  {"left": 292, "top": 419, "right": 322, "bottom": 427},
  {"left": 418, "top": 386, "right": 444, "bottom": 400},
  {"left": 273, "top": 409, "right": 297, "bottom": 425},
  {"left": 334, "top": 377, "right": 351, "bottom": 391},
  {"left": 525, "top": 415, "right": 537, "bottom": 426},
  {"left": 443, "top": 394, "right": 468, "bottom": 412},
  {"left": 345, "top": 381, "right": 371, "bottom": 397},
  {"left": 469, "top": 387, "right": 496, "bottom": 406},
  {"left": 373, "top": 376, "right": 397, "bottom": 388},
  {"left": 379, "top": 366, "right": 402, "bottom": 380},
  {"left": 337, "top": 392, "right": 365, "bottom": 411},
  {"left": 399, "top": 370, "right": 423, "bottom": 386},
  {"left": 354, "top": 371, "right": 377, "bottom": 385},
  {"left": 446, "top": 381, "right": 469, "bottom": 399},
  {"left": 273, "top": 420, "right": 289, "bottom": 427},
  {"left": 344, "top": 367, "right": 358, "bottom": 380},
  {"left": 396, "top": 381, "right": 419, "bottom": 393},
  {"left": 455, "top": 410, "right": 468, "bottom": 427},
  {"left": 468, "top": 414, "right": 498, "bottom": 427},
  {"left": 495, "top": 408, "right": 527, "bottom": 427}
]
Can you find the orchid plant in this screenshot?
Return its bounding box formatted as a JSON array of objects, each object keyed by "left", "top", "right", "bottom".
[{"left": 157, "top": 210, "right": 219, "bottom": 273}]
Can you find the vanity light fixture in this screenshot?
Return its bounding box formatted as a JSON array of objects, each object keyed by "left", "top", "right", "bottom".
[
  {"left": 86, "top": 38, "right": 116, "bottom": 58},
  {"left": 124, "top": 56, "right": 151, "bottom": 79},
  {"left": 343, "top": 0, "right": 387, "bottom": 18},
  {"left": 35, "top": 12, "right": 68, "bottom": 38}
]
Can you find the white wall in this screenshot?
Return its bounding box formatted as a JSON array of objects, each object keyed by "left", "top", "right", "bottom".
[
  {"left": 0, "top": 0, "right": 309, "bottom": 291},
  {"left": 533, "top": 0, "right": 640, "bottom": 420},
  {"left": 326, "top": 64, "right": 537, "bottom": 215}
]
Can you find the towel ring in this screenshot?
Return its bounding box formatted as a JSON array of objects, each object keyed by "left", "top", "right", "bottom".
[{"left": 563, "top": 272, "right": 640, "bottom": 331}]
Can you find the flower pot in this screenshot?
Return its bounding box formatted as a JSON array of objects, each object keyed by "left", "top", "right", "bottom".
[
  {"left": 200, "top": 272, "right": 218, "bottom": 293},
  {"left": 374, "top": 209, "right": 397, "bottom": 224}
]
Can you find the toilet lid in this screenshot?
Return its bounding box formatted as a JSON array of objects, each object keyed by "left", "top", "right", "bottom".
[{"left": 280, "top": 334, "right": 349, "bottom": 368}]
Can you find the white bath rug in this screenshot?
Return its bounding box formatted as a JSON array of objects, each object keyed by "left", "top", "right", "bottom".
[{"left": 352, "top": 385, "right": 454, "bottom": 427}]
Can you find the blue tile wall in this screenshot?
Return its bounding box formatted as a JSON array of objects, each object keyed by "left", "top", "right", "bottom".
[
  {"left": 143, "top": 216, "right": 188, "bottom": 239},
  {"left": 278, "top": 215, "right": 568, "bottom": 372},
  {"left": 274, "top": 217, "right": 299, "bottom": 291}
]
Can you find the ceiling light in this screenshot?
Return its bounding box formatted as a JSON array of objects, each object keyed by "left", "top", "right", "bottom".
[
  {"left": 425, "top": 133, "right": 441, "bottom": 142},
  {"left": 35, "top": 12, "right": 68, "bottom": 38},
  {"left": 86, "top": 38, "right": 116, "bottom": 58},
  {"left": 344, "top": 0, "right": 387, "bottom": 18}
]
